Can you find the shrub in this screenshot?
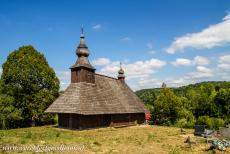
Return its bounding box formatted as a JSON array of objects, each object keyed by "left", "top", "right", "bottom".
[
  {"left": 197, "top": 116, "right": 225, "bottom": 130},
  {"left": 213, "top": 118, "right": 225, "bottom": 129},
  {"left": 175, "top": 118, "right": 187, "bottom": 128},
  {"left": 175, "top": 118, "right": 195, "bottom": 128},
  {"left": 176, "top": 108, "right": 196, "bottom": 128},
  {"left": 197, "top": 116, "right": 212, "bottom": 128}
]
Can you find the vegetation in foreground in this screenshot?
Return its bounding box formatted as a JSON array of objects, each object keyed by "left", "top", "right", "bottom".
[{"left": 1, "top": 125, "right": 225, "bottom": 154}]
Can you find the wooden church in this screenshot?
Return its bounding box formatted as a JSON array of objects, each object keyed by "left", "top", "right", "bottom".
[{"left": 45, "top": 29, "right": 148, "bottom": 129}]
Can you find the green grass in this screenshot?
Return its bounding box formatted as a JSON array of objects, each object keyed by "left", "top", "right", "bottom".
[{"left": 0, "top": 125, "right": 222, "bottom": 154}]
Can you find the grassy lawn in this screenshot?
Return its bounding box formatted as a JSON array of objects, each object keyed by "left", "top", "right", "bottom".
[{"left": 0, "top": 125, "right": 227, "bottom": 154}]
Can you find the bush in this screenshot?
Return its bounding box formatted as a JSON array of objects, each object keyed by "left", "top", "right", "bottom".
[
  {"left": 175, "top": 118, "right": 187, "bottom": 128},
  {"left": 213, "top": 118, "right": 225, "bottom": 130},
  {"left": 196, "top": 116, "right": 225, "bottom": 130},
  {"left": 161, "top": 118, "right": 172, "bottom": 126},
  {"left": 197, "top": 116, "right": 212, "bottom": 128},
  {"left": 175, "top": 118, "right": 195, "bottom": 128}
]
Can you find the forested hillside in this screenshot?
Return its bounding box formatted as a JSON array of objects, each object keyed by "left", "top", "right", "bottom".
[{"left": 136, "top": 81, "right": 230, "bottom": 129}]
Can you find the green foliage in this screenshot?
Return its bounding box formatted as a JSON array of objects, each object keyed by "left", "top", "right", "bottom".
[
  {"left": 196, "top": 116, "right": 212, "bottom": 128},
  {"left": 136, "top": 89, "right": 159, "bottom": 105},
  {"left": 175, "top": 118, "right": 187, "bottom": 128},
  {"left": 0, "top": 94, "right": 22, "bottom": 129},
  {"left": 177, "top": 108, "right": 196, "bottom": 128},
  {"left": 152, "top": 85, "right": 182, "bottom": 125},
  {"left": 136, "top": 81, "right": 230, "bottom": 129},
  {"left": 0, "top": 45, "right": 60, "bottom": 129},
  {"left": 196, "top": 116, "right": 225, "bottom": 130},
  {"left": 213, "top": 118, "right": 225, "bottom": 130},
  {"left": 214, "top": 88, "right": 230, "bottom": 118}
]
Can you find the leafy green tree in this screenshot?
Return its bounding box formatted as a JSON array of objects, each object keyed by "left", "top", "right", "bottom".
[
  {"left": 187, "top": 84, "right": 217, "bottom": 118},
  {"left": 176, "top": 108, "right": 195, "bottom": 128},
  {"left": 214, "top": 88, "right": 230, "bottom": 119},
  {"left": 152, "top": 84, "right": 182, "bottom": 125},
  {"left": 1, "top": 46, "right": 59, "bottom": 128}
]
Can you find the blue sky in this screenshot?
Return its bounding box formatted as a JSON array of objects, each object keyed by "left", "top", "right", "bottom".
[{"left": 0, "top": 0, "right": 230, "bottom": 90}]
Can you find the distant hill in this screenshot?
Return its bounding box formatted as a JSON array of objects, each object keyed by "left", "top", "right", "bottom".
[{"left": 135, "top": 81, "right": 230, "bottom": 104}]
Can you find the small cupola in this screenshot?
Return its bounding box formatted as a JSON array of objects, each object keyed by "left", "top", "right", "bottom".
[{"left": 118, "top": 62, "right": 125, "bottom": 83}]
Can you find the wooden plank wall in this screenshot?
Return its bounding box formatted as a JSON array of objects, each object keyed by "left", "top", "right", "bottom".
[{"left": 58, "top": 113, "right": 145, "bottom": 129}]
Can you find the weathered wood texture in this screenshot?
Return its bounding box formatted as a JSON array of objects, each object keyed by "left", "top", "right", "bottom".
[
  {"left": 71, "top": 67, "right": 95, "bottom": 83},
  {"left": 58, "top": 113, "right": 145, "bottom": 129}
]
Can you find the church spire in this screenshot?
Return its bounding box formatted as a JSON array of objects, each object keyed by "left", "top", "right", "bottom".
[
  {"left": 70, "top": 27, "right": 95, "bottom": 83},
  {"left": 77, "top": 26, "right": 88, "bottom": 56},
  {"left": 118, "top": 62, "right": 125, "bottom": 82},
  {"left": 70, "top": 27, "right": 94, "bottom": 69}
]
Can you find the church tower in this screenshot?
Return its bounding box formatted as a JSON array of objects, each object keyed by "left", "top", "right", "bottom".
[{"left": 70, "top": 28, "right": 96, "bottom": 83}]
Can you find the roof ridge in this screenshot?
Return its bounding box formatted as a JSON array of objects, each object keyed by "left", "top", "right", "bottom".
[
  {"left": 95, "top": 73, "right": 118, "bottom": 80},
  {"left": 70, "top": 82, "right": 96, "bottom": 86}
]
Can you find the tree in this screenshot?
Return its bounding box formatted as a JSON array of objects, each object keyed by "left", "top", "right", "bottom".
[
  {"left": 152, "top": 84, "right": 182, "bottom": 125},
  {"left": 214, "top": 88, "right": 230, "bottom": 120},
  {"left": 187, "top": 84, "right": 217, "bottom": 118},
  {"left": 1, "top": 45, "right": 60, "bottom": 128}
]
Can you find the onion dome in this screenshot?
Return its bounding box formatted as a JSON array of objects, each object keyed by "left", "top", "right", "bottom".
[
  {"left": 71, "top": 27, "right": 95, "bottom": 70},
  {"left": 118, "top": 62, "right": 125, "bottom": 79}
]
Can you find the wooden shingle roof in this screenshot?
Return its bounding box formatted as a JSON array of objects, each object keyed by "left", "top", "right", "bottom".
[{"left": 45, "top": 74, "right": 148, "bottom": 115}]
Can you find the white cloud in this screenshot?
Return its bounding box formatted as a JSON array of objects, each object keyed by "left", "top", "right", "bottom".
[
  {"left": 92, "top": 24, "right": 101, "bottom": 30},
  {"left": 120, "top": 37, "right": 131, "bottom": 42},
  {"left": 171, "top": 56, "right": 210, "bottom": 67},
  {"left": 161, "top": 66, "right": 214, "bottom": 88},
  {"left": 223, "top": 13, "right": 230, "bottom": 20},
  {"left": 217, "top": 54, "right": 230, "bottom": 71},
  {"left": 125, "top": 59, "right": 166, "bottom": 79},
  {"left": 98, "top": 58, "right": 166, "bottom": 80},
  {"left": 188, "top": 66, "right": 214, "bottom": 79},
  {"left": 218, "top": 63, "right": 230, "bottom": 70},
  {"left": 194, "top": 56, "right": 210, "bottom": 65},
  {"left": 196, "top": 66, "right": 213, "bottom": 74},
  {"left": 55, "top": 70, "right": 70, "bottom": 90},
  {"left": 92, "top": 58, "right": 111, "bottom": 66},
  {"left": 163, "top": 77, "right": 192, "bottom": 88},
  {"left": 222, "top": 74, "right": 230, "bottom": 80},
  {"left": 146, "top": 42, "right": 153, "bottom": 49},
  {"left": 171, "top": 58, "right": 193, "bottom": 66},
  {"left": 218, "top": 54, "right": 230, "bottom": 63},
  {"left": 166, "top": 13, "right": 230, "bottom": 54},
  {"left": 135, "top": 78, "right": 162, "bottom": 90}
]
